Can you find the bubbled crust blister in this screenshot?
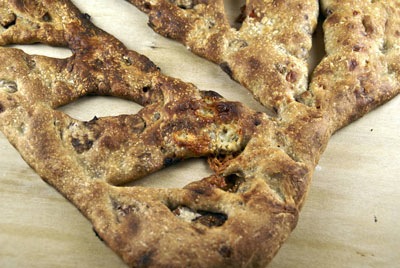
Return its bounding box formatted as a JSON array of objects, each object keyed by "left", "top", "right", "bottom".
[{"left": 0, "top": 0, "right": 399, "bottom": 267}]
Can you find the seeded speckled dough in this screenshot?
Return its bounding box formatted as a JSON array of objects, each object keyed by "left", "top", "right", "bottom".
[
  {"left": 0, "top": 0, "right": 399, "bottom": 267},
  {"left": 129, "top": 0, "right": 319, "bottom": 112},
  {"left": 309, "top": 0, "right": 400, "bottom": 131}
]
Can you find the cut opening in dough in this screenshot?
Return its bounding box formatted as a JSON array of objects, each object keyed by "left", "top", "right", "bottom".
[
  {"left": 58, "top": 96, "right": 143, "bottom": 121},
  {"left": 223, "top": 0, "right": 246, "bottom": 30},
  {"left": 11, "top": 44, "right": 72, "bottom": 59},
  {"left": 128, "top": 158, "right": 214, "bottom": 189}
]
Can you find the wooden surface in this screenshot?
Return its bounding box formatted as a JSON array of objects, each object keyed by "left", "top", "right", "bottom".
[{"left": 0, "top": 1, "right": 399, "bottom": 267}]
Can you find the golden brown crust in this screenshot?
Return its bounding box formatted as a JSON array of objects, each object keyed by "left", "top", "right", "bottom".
[
  {"left": 309, "top": 0, "right": 400, "bottom": 131},
  {"left": 129, "top": 0, "right": 318, "bottom": 112},
  {"left": 0, "top": 1, "right": 298, "bottom": 267},
  {"left": 0, "top": 0, "right": 399, "bottom": 267}
]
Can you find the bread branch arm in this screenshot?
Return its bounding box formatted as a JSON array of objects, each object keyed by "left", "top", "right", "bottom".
[{"left": 128, "top": 0, "right": 318, "bottom": 112}]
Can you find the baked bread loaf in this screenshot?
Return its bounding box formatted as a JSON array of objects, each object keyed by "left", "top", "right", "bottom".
[{"left": 0, "top": 0, "right": 399, "bottom": 267}]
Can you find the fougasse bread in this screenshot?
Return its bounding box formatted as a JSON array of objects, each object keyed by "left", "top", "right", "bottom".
[{"left": 0, "top": 0, "right": 399, "bottom": 267}]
